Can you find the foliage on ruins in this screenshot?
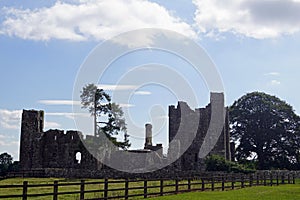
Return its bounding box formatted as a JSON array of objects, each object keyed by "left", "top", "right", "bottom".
[
  {"left": 205, "top": 154, "right": 255, "bottom": 174},
  {"left": 80, "top": 83, "right": 130, "bottom": 149},
  {"left": 229, "top": 92, "right": 300, "bottom": 170}
]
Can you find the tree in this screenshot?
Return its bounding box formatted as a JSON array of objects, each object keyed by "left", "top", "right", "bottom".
[
  {"left": 8, "top": 161, "right": 20, "bottom": 172},
  {"left": 100, "top": 103, "right": 131, "bottom": 149},
  {"left": 0, "top": 152, "right": 13, "bottom": 176},
  {"left": 229, "top": 92, "right": 300, "bottom": 170},
  {"left": 0, "top": 152, "right": 12, "bottom": 166},
  {"left": 80, "top": 83, "right": 130, "bottom": 149},
  {"left": 80, "top": 83, "right": 111, "bottom": 137}
]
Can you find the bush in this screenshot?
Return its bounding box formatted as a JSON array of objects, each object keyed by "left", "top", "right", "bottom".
[
  {"left": 0, "top": 164, "right": 8, "bottom": 176},
  {"left": 205, "top": 154, "right": 231, "bottom": 172},
  {"left": 0, "top": 153, "right": 19, "bottom": 177},
  {"left": 205, "top": 154, "right": 256, "bottom": 174}
]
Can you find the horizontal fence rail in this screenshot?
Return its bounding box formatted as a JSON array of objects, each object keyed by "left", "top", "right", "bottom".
[{"left": 0, "top": 172, "right": 296, "bottom": 200}]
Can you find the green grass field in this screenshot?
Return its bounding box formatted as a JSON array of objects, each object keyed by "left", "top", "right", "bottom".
[
  {"left": 149, "top": 183, "right": 300, "bottom": 200},
  {"left": 0, "top": 178, "right": 299, "bottom": 200},
  {"left": 0, "top": 178, "right": 184, "bottom": 199}
]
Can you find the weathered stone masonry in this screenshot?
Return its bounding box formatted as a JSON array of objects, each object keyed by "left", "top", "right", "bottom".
[
  {"left": 19, "top": 92, "right": 231, "bottom": 178},
  {"left": 168, "top": 93, "right": 231, "bottom": 171},
  {"left": 20, "top": 110, "right": 99, "bottom": 171}
]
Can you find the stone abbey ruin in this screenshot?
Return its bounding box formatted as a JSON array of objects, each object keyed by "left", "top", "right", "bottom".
[{"left": 19, "top": 93, "right": 231, "bottom": 178}]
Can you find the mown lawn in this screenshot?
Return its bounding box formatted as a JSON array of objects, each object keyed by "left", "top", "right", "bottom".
[
  {"left": 0, "top": 178, "right": 299, "bottom": 200},
  {"left": 149, "top": 180, "right": 300, "bottom": 200},
  {"left": 0, "top": 178, "right": 183, "bottom": 199}
]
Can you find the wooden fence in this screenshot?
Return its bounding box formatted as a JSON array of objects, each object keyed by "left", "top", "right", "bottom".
[{"left": 0, "top": 172, "right": 296, "bottom": 200}]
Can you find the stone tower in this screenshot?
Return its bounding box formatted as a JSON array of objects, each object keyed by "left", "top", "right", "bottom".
[
  {"left": 19, "top": 110, "right": 44, "bottom": 170},
  {"left": 168, "top": 92, "right": 231, "bottom": 171}
]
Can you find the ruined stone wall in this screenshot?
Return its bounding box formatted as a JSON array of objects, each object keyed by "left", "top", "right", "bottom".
[
  {"left": 20, "top": 110, "right": 98, "bottom": 171},
  {"left": 19, "top": 92, "right": 230, "bottom": 178},
  {"left": 168, "top": 93, "right": 231, "bottom": 171}
]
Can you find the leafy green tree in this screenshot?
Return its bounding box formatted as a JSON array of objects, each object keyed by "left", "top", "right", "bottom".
[
  {"left": 0, "top": 152, "right": 12, "bottom": 166},
  {"left": 80, "top": 83, "right": 130, "bottom": 149},
  {"left": 229, "top": 92, "right": 300, "bottom": 170},
  {"left": 80, "top": 83, "right": 111, "bottom": 137},
  {"left": 100, "top": 103, "right": 131, "bottom": 149},
  {"left": 0, "top": 152, "right": 13, "bottom": 176},
  {"left": 8, "top": 161, "right": 20, "bottom": 172}
]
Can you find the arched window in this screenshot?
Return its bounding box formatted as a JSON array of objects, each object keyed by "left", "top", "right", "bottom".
[{"left": 75, "top": 152, "right": 82, "bottom": 164}]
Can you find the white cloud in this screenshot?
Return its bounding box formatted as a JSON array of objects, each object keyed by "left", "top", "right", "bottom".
[
  {"left": 135, "top": 65, "right": 158, "bottom": 71},
  {"left": 0, "top": 140, "right": 19, "bottom": 147},
  {"left": 38, "top": 100, "right": 81, "bottom": 105},
  {"left": 98, "top": 84, "right": 137, "bottom": 91},
  {"left": 119, "top": 104, "right": 135, "bottom": 108},
  {"left": 155, "top": 115, "right": 169, "bottom": 119},
  {"left": 193, "top": 0, "right": 300, "bottom": 39},
  {"left": 0, "top": 0, "right": 196, "bottom": 41},
  {"left": 0, "top": 109, "right": 22, "bottom": 130},
  {"left": 46, "top": 112, "right": 90, "bottom": 119},
  {"left": 44, "top": 121, "right": 61, "bottom": 129},
  {"left": 0, "top": 109, "right": 73, "bottom": 131},
  {"left": 134, "top": 91, "right": 152, "bottom": 95},
  {"left": 98, "top": 85, "right": 152, "bottom": 97},
  {"left": 270, "top": 80, "right": 281, "bottom": 85},
  {"left": 265, "top": 72, "right": 280, "bottom": 76},
  {"left": 0, "top": 134, "right": 17, "bottom": 140}
]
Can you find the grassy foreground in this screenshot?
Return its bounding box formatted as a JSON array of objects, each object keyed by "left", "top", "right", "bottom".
[
  {"left": 0, "top": 178, "right": 299, "bottom": 200},
  {"left": 0, "top": 178, "right": 185, "bottom": 199},
  {"left": 149, "top": 181, "right": 300, "bottom": 200}
]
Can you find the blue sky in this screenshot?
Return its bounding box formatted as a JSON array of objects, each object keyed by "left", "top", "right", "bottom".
[{"left": 1, "top": 0, "right": 300, "bottom": 160}]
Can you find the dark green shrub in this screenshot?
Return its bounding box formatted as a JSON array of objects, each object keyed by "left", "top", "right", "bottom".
[
  {"left": 205, "top": 154, "right": 256, "bottom": 174},
  {"left": 205, "top": 154, "right": 231, "bottom": 172}
]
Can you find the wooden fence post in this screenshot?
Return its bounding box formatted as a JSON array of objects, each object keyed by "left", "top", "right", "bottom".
[
  {"left": 276, "top": 173, "right": 279, "bottom": 186},
  {"left": 281, "top": 174, "right": 285, "bottom": 184},
  {"left": 188, "top": 179, "right": 191, "bottom": 191},
  {"left": 221, "top": 176, "right": 225, "bottom": 191},
  {"left": 160, "top": 180, "right": 163, "bottom": 196},
  {"left": 231, "top": 176, "right": 234, "bottom": 190},
  {"left": 201, "top": 178, "right": 205, "bottom": 191},
  {"left": 211, "top": 177, "right": 214, "bottom": 191},
  {"left": 288, "top": 174, "right": 291, "bottom": 184},
  {"left": 249, "top": 174, "right": 253, "bottom": 187},
  {"left": 125, "top": 179, "right": 129, "bottom": 200},
  {"left": 241, "top": 175, "right": 244, "bottom": 188},
  {"left": 144, "top": 180, "right": 147, "bottom": 198},
  {"left": 53, "top": 180, "right": 58, "bottom": 200},
  {"left": 80, "top": 180, "right": 85, "bottom": 200},
  {"left": 175, "top": 179, "right": 179, "bottom": 194},
  {"left": 256, "top": 174, "right": 259, "bottom": 186},
  {"left": 22, "top": 181, "right": 28, "bottom": 200},
  {"left": 104, "top": 178, "right": 108, "bottom": 199},
  {"left": 270, "top": 173, "right": 273, "bottom": 186},
  {"left": 293, "top": 173, "right": 295, "bottom": 184},
  {"left": 263, "top": 173, "right": 266, "bottom": 186}
]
